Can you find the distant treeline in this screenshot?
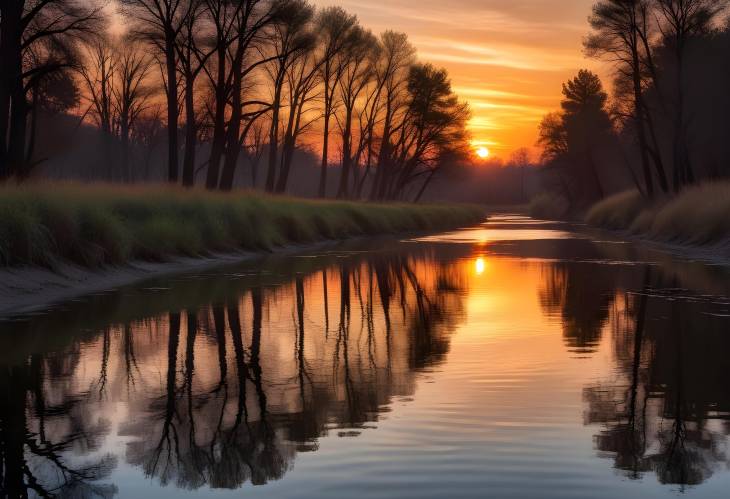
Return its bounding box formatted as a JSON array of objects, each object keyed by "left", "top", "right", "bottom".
[
  {"left": 0, "top": 0, "right": 470, "bottom": 202},
  {"left": 537, "top": 0, "right": 730, "bottom": 211}
]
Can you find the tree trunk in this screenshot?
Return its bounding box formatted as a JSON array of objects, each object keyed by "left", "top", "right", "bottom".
[
  {"left": 0, "top": 4, "right": 21, "bottom": 179},
  {"left": 7, "top": 77, "right": 27, "bottom": 179},
  {"left": 371, "top": 104, "right": 393, "bottom": 201},
  {"left": 5, "top": 2, "right": 26, "bottom": 180},
  {"left": 672, "top": 47, "right": 693, "bottom": 192},
  {"left": 318, "top": 71, "right": 332, "bottom": 198},
  {"left": 414, "top": 169, "right": 436, "bottom": 202},
  {"left": 265, "top": 78, "right": 283, "bottom": 193},
  {"left": 25, "top": 85, "right": 39, "bottom": 168},
  {"left": 220, "top": 39, "right": 247, "bottom": 192},
  {"left": 275, "top": 108, "right": 299, "bottom": 193},
  {"left": 318, "top": 117, "right": 330, "bottom": 198},
  {"left": 642, "top": 103, "right": 669, "bottom": 193},
  {"left": 181, "top": 72, "right": 197, "bottom": 187},
  {"left": 165, "top": 33, "right": 179, "bottom": 183},
  {"left": 631, "top": 40, "right": 654, "bottom": 199},
  {"left": 206, "top": 47, "right": 227, "bottom": 189},
  {"left": 336, "top": 107, "right": 353, "bottom": 199},
  {"left": 587, "top": 152, "right": 604, "bottom": 200},
  {"left": 219, "top": 84, "right": 243, "bottom": 191}
]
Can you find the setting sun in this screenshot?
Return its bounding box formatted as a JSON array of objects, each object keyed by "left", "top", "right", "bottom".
[{"left": 476, "top": 147, "right": 490, "bottom": 159}]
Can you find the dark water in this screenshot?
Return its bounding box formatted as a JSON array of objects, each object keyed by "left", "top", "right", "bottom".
[{"left": 2, "top": 215, "right": 730, "bottom": 498}]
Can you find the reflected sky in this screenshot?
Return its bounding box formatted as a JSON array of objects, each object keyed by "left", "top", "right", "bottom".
[{"left": 2, "top": 220, "right": 730, "bottom": 498}]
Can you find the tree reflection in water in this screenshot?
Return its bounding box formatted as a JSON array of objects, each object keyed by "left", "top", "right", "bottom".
[
  {"left": 0, "top": 352, "right": 118, "bottom": 498},
  {"left": 0, "top": 247, "right": 466, "bottom": 496},
  {"left": 539, "top": 262, "right": 617, "bottom": 355},
  {"left": 7, "top": 240, "right": 729, "bottom": 496},
  {"left": 541, "top": 261, "right": 730, "bottom": 489}
]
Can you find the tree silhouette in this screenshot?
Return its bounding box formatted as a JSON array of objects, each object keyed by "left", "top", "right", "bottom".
[
  {"left": 539, "top": 70, "right": 613, "bottom": 206},
  {"left": 120, "top": 0, "right": 194, "bottom": 183},
  {"left": 0, "top": 0, "right": 100, "bottom": 179},
  {"left": 585, "top": 0, "right": 670, "bottom": 197},
  {"left": 263, "top": 0, "right": 316, "bottom": 192},
  {"left": 654, "top": 0, "right": 723, "bottom": 191},
  {"left": 314, "top": 6, "right": 359, "bottom": 198}
]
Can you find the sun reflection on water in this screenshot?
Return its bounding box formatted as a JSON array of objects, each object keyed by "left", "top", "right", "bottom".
[{"left": 475, "top": 257, "right": 486, "bottom": 275}]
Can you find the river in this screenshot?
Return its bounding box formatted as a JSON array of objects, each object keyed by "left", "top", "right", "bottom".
[{"left": 1, "top": 215, "right": 729, "bottom": 498}]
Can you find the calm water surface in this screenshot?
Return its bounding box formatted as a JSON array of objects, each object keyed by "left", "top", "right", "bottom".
[{"left": 2, "top": 215, "right": 730, "bottom": 498}]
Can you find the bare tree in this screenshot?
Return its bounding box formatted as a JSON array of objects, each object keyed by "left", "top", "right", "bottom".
[
  {"left": 654, "top": 0, "right": 724, "bottom": 191},
  {"left": 218, "top": 0, "right": 279, "bottom": 191},
  {"left": 263, "top": 0, "right": 315, "bottom": 192},
  {"left": 78, "top": 39, "right": 116, "bottom": 136},
  {"left": 78, "top": 38, "right": 117, "bottom": 179},
  {"left": 369, "top": 31, "right": 415, "bottom": 200},
  {"left": 121, "top": 0, "right": 193, "bottom": 183},
  {"left": 176, "top": 0, "right": 208, "bottom": 187},
  {"left": 334, "top": 27, "right": 377, "bottom": 199},
  {"left": 314, "top": 6, "right": 358, "bottom": 197},
  {"left": 202, "top": 0, "right": 240, "bottom": 188},
  {"left": 132, "top": 105, "right": 165, "bottom": 179},
  {"left": 0, "top": 0, "right": 101, "bottom": 179},
  {"left": 245, "top": 118, "right": 267, "bottom": 187},
  {"left": 351, "top": 37, "right": 388, "bottom": 198},
  {"left": 586, "top": 0, "right": 669, "bottom": 197},
  {"left": 275, "top": 27, "right": 321, "bottom": 193},
  {"left": 114, "top": 42, "right": 154, "bottom": 182}
]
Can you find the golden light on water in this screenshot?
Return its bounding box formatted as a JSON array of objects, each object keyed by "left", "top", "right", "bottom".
[{"left": 475, "top": 257, "right": 486, "bottom": 275}]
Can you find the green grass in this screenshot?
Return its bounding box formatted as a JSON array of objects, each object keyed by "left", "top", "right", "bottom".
[
  {"left": 0, "top": 183, "right": 484, "bottom": 268},
  {"left": 586, "top": 182, "right": 730, "bottom": 246}
]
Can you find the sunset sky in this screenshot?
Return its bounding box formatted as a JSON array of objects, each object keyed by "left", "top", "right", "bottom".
[{"left": 312, "top": 0, "right": 601, "bottom": 159}]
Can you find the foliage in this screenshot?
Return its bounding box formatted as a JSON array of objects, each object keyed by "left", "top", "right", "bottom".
[{"left": 537, "top": 69, "right": 612, "bottom": 207}]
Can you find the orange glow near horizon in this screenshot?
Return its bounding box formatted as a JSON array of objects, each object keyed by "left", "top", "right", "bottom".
[
  {"left": 107, "top": 0, "right": 604, "bottom": 159},
  {"left": 312, "top": 0, "right": 602, "bottom": 158}
]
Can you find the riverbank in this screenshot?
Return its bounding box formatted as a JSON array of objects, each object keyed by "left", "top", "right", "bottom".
[
  {"left": 0, "top": 183, "right": 483, "bottom": 316},
  {"left": 585, "top": 182, "right": 730, "bottom": 262}
]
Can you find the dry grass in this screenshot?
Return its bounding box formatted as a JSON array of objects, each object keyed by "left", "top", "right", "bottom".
[
  {"left": 585, "top": 190, "right": 646, "bottom": 229},
  {"left": 0, "top": 182, "right": 484, "bottom": 267},
  {"left": 586, "top": 182, "right": 730, "bottom": 246}
]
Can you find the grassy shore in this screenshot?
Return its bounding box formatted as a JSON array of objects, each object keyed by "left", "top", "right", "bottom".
[
  {"left": 0, "top": 183, "right": 484, "bottom": 268},
  {"left": 586, "top": 182, "right": 730, "bottom": 247}
]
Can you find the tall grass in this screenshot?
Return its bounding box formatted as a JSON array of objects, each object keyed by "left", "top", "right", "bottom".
[
  {"left": 586, "top": 182, "right": 730, "bottom": 246},
  {"left": 0, "top": 183, "right": 484, "bottom": 268}
]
